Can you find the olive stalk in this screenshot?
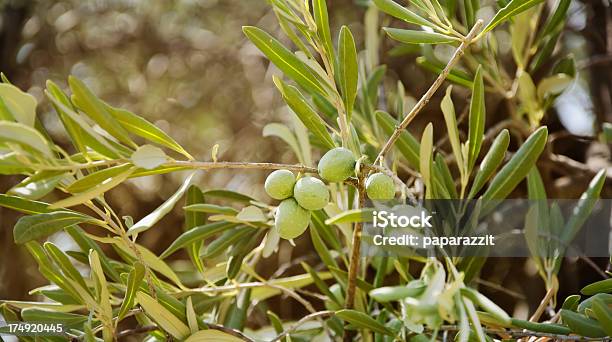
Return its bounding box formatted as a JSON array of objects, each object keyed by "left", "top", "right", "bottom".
[
  {"left": 375, "top": 19, "right": 484, "bottom": 165},
  {"left": 342, "top": 177, "right": 366, "bottom": 342}
]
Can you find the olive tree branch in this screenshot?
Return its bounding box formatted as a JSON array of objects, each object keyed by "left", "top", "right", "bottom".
[
  {"left": 375, "top": 19, "right": 484, "bottom": 165},
  {"left": 168, "top": 161, "right": 317, "bottom": 173}
]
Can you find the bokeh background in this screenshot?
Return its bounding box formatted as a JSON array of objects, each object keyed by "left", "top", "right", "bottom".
[{"left": 0, "top": 0, "right": 610, "bottom": 325}]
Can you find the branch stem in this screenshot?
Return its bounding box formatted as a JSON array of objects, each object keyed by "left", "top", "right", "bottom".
[
  {"left": 342, "top": 179, "right": 366, "bottom": 342},
  {"left": 375, "top": 19, "right": 483, "bottom": 164}
]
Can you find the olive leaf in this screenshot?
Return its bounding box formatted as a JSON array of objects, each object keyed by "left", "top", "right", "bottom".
[
  {"left": 117, "top": 262, "right": 145, "bottom": 322},
  {"left": 338, "top": 26, "right": 358, "bottom": 120},
  {"left": 242, "top": 26, "right": 329, "bottom": 97},
  {"left": 0, "top": 83, "right": 37, "bottom": 127},
  {"left": 372, "top": 0, "right": 433, "bottom": 27},
  {"left": 384, "top": 28, "right": 459, "bottom": 44},
  {"left": 336, "top": 309, "right": 394, "bottom": 336},
  {"left": 69, "top": 76, "right": 137, "bottom": 149},
  {"left": 131, "top": 144, "right": 168, "bottom": 170},
  {"left": 13, "top": 211, "right": 98, "bottom": 244},
  {"left": 313, "top": 0, "right": 334, "bottom": 62},
  {"left": 273, "top": 77, "right": 335, "bottom": 150},
  {"left": 127, "top": 171, "right": 196, "bottom": 235},
  {"left": 482, "top": 126, "right": 548, "bottom": 202},
  {"left": 467, "top": 66, "right": 485, "bottom": 172},
  {"left": 137, "top": 292, "right": 191, "bottom": 339},
  {"left": 480, "top": 0, "right": 545, "bottom": 36}
]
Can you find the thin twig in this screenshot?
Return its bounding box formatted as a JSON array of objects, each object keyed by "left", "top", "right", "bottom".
[
  {"left": 169, "top": 161, "right": 317, "bottom": 173},
  {"left": 437, "top": 325, "right": 610, "bottom": 341},
  {"left": 271, "top": 311, "right": 334, "bottom": 342},
  {"left": 204, "top": 322, "right": 256, "bottom": 342},
  {"left": 115, "top": 325, "right": 158, "bottom": 339},
  {"left": 375, "top": 19, "right": 484, "bottom": 164}
]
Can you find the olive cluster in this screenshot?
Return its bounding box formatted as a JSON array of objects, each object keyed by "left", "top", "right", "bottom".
[{"left": 266, "top": 147, "right": 396, "bottom": 240}]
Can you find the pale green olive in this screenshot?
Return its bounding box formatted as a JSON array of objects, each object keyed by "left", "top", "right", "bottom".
[
  {"left": 365, "top": 172, "right": 395, "bottom": 200},
  {"left": 293, "top": 176, "right": 329, "bottom": 210},
  {"left": 264, "top": 169, "right": 296, "bottom": 200},
  {"left": 275, "top": 198, "right": 311, "bottom": 240},
  {"left": 317, "top": 147, "right": 355, "bottom": 182}
]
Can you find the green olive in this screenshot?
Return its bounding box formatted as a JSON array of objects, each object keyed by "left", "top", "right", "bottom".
[
  {"left": 317, "top": 147, "right": 355, "bottom": 182},
  {"left": 293, "top": 176, "right": 329, "bottom": 210},
  {"left": 264, "top": 170, "right": 296, "bottom": 200},
  {"left": 275, "top": 198, "right": 311, "bottom": 240},
  {"left": 365, "top": 172, "right": 395, "bottom": 200}
]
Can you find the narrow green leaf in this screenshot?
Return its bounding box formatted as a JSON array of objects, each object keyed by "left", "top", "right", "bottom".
[
  {"left": 591, "top": 298, "right": 612, "bottom": 336},
  {"left": 117, "top": 262, "right": 145, "bottom": 321},
  {"left": 420, "top": 123, "right": 434, "bottom": 198},
  {"left": 43, "top": 242, "right": 89, "bottom": 291},
  {"left": 560, "top": 309, "right": 607, "bottom": 338},
  {"left": 20, "top": 308, "right": 88, "bottom": 329},
  {"left": 201, "top": 226, "right": 254, "bottom": 259},
  {"left": 336, "top": 309, "right": 394, "bottom": 336},
  {"left": 263, "top": 123, "right": 304, "bottom": 164},
  {"left": 581, "top": 278, "right": 612, "bottom": 296},
  {"left": 67, "top": 163, "right": 132, "bottom": 193},
  {"left": 372, "top": 0, "right": 434, "bottom": 27},
  {"left": 440, "top": 86, "right": 464, "bottom": 174},
  {"left": 69, "top": 76, "right": 136, "bottom": 148},
  {"left": 538, "top": 0, "right": 571, "bottom": 39},
  {"left": 482, "top": 127, "right": 547, "bottom": 201},
  {"left": 384, "top": 28, "right": 459, "bottom": 44},
  {"left": 273, "top": 78, "right": 335, "bottom": 149},
  {"left": 416, "top": 56, "right": 474, "bottom": 88},
  {"left": 104, "top": 104, "right": 192, "bottom": 159},
  {"left": 0, "top": 83, "right": 37, "bottom": 127},
  {"left": 46, "top": 80, "right": 88, "bottom": 156},
  {"left": 45, "top": 91, "right": 122, "bottom": 159},
  {"left": 137, "top": 292, "right": 190, "bottom": 339},
  {"left": 185, "top": 329, "right": 244, "bottom": 342},
  {"left": 467, "top": 66, "right": 485, "bottom": 171},
  {"left": 131, "top": 144, "right": 168, "bottom": 170},
  {"left": 88, "top": 250, "right": 112, "bottom": 323},
  {"left": 0, "top": 121, "right": 53, "bottom": 157},
  {"left": 9, "top": 171, "right": 66, "bottom": 200},
  {"left": 160, "top": 222, "right": 237, "bottom": 258},
  {"left": 127, "top": 171, "right": 196, "bottom": 235},
  {"left": 562, "top": 169, "right": 606, "bottom": 243},
  {"left": 460, "top": 288, "right": 511, "bottom": 325},
  {"left": 242, "top": 26, "right": 328, "bottom": 96},
  {"left": 338, "top": 26, "right": 358, "bottom": 120},
  {"left": 481, "top": 0, "right": 545, "bottom": 36},
  {"left": 14, "top": 211, "right": 97, "bottom": 244},
  {"left": 313, "top": 0, "right": 334, "bottom": 62},
  {"left": 468, "top": 129, "right": 510, "bottom": 199},
  {"left": 184, "top": 185, "right": 206, "bottom": 273},
  {"left": 50, "top": 167, "right": 135, "bottom": 208},
  {"left": 184, "top": 203, "right": 238, "bottom": 215},
  {"left": 509, "top": 318, "right": 571, "bottom": 334},
  {"left": 370, "top": 281, "right": 426, "bottom": 302},
  {"left": 325, "top": 208, "right": 374, "bottom": 225}
]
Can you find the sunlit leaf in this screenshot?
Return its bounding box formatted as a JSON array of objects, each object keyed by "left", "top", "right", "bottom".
[{"left": 127, "top": 171, "right": 196, "bottom": 235}]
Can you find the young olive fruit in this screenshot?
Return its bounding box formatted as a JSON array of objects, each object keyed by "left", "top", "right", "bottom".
[
  {"left": 275, "top": 198, "right": 311, "bottom": 240},
  {"left": 264, "top": 169, "right": 296, "bottom": 200},
  {"left": 365, "top": 172, "right": 395, "bottom": 200},
  {"left": 317, "top": 147, "right": 355, "bottom": 182},
  {"left": 293, "top": 176, "right": 329, "bottom": 210}
]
